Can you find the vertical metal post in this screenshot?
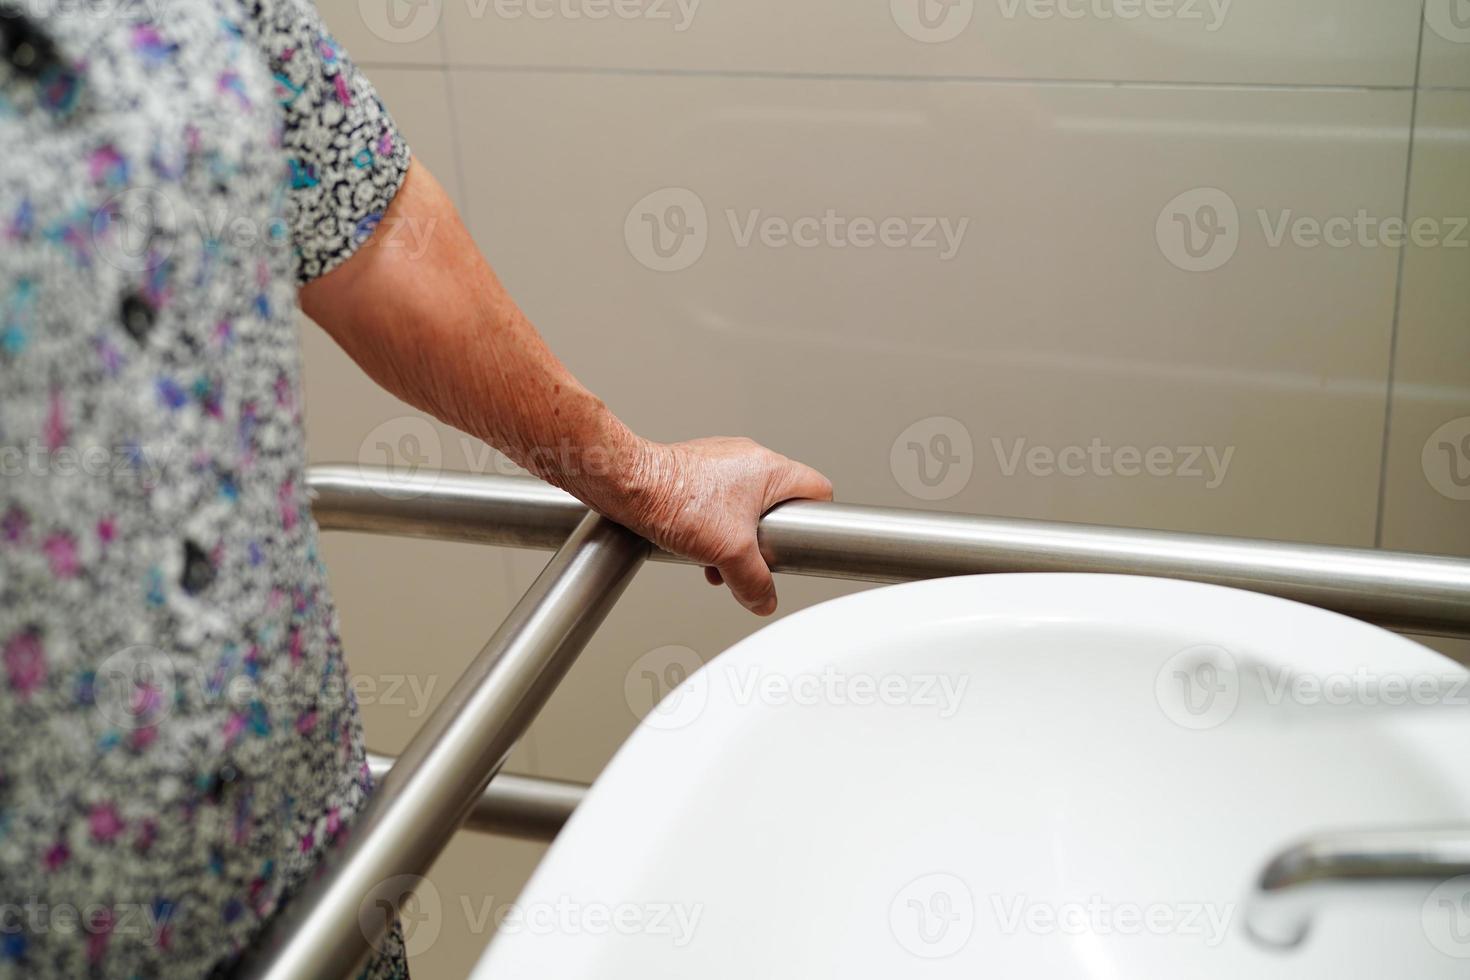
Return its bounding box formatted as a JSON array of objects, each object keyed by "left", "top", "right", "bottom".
[{"left": 233, "top": 513, "right": 649, "bottom": 979}]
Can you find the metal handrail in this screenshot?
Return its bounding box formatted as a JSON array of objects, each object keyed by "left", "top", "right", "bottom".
[
  {"left": 309, "top": 464, "right": 1470, "bottom": 638},
  {"left": 242, "top": 463, "right": 1470, "bottom": 979},
  {"left": 1245, "top": 827, "right": 1470, "bottom": 948},
  {"left": 233, "top": 512, "right": 649, "bottom": 979},
  {"left": 365, "top": 754, "right": 585, "bottom": 842}
]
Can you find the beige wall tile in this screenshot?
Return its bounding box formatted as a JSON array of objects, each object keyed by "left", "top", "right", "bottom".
[
  {"left": 450, "top": 72, "right": 1409, "bottom": 544},
  {"left": 1420, "top": 0, "right": 1470, "bottom": 89},
  {"left": 1378, "top": 91, "right": 1470, "bottom": 558},
  {"left": 1410, "top": 633, "right": 1470, "bottom": 666},
  {"left": 406, "top": 835, "right": 548, "bottom": 977},
  {"left": 319, "top": 0, "right": 448, "bottom": 66},
  {"left": 435, "top": 0, "right": 1421, "bottom": 85}
]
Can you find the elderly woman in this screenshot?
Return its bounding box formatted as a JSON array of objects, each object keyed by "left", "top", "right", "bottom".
[{"left": 0, "top": 2, "right": 831, "bottom": 976}]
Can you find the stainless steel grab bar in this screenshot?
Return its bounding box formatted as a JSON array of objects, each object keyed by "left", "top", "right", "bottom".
[
  {"left": 309, "top": 464, "right": 1470, "bottom": 638},
  {"left": 242, "top": 463, "right": 1470, "bottom": 979},
  {"left": 365, "top": 754, "right": 586, "bottom": 842},
  {"left": 1245, "top": 827, "right": 1470, "bottom": 948},
  {"left": 232, "top": 512, "right": 649, "bottom": 979}
]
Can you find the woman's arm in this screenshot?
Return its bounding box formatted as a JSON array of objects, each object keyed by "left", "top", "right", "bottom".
[{"left": 299, "top": 160, "right": 831, "bottom": 615}]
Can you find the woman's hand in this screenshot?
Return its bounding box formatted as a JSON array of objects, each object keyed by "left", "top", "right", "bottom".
[{"left": 595, "top": 437, "right": 834, "bottom": 616}]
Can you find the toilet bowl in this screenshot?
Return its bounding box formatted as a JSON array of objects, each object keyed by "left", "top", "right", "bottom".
[{"left": 470, "top": 574, "right": 1470, "bottom": 978}]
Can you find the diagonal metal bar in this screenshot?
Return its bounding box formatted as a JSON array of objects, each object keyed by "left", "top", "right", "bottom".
[{"left": 233, "top": 512, "right": 649, "bottom": 980}]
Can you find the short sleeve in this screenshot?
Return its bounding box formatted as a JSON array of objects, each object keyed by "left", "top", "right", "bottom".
[{"left": 248, "top": 0, "right": 412, "bottom": 283}]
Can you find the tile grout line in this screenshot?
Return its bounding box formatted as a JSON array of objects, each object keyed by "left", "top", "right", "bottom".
[
  {"left": 358, "top": 59, "right": 1421, "bottom": 93},
  {"left": 435, "top": 49, "right": 473, "bottom": 214},
  {"left": 1373, "top": 2, "right": 1429, "bottom": 550}
]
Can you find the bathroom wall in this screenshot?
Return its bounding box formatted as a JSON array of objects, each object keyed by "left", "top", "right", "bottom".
[{"left": 300, "top": 3, "right": 1470, "bottom": 974}]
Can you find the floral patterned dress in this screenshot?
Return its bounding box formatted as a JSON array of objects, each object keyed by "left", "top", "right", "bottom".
[{"left": 0, "top": 1, "right": 412, "bottom": 976}]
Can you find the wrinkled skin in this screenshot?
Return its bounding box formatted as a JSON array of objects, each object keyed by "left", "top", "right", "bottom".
[
  {"left": 303, "top": 161, "right": 832, "bottom": 615},
  {"left": 609, "top": 437, "right": 832, "bottom": 615}
]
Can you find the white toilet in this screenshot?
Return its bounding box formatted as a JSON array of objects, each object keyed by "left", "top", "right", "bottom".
[{"left": 471, "top": 574, "right": 1470, "bottom": 978}]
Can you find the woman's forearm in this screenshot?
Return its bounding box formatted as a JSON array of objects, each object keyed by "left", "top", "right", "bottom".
[
  {"left": 299, "top": 160, "right": 832, "bottom": 615},
  {"left": 298, "top": 161, "right": 648, "bottom": 512}
]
